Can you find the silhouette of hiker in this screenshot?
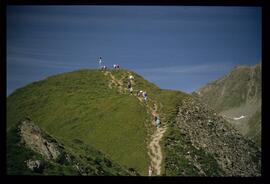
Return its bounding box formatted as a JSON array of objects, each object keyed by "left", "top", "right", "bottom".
[
  {"left": 127, "top": 81, "right": 131, "bottom": 89},
  {"left": 98, "top": 57, "right": 103, "bottom": 68}
]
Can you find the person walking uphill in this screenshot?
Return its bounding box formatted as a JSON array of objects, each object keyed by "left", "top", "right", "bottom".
[
  {"left": 129, "top": 75, "right": 134, "bottom": 80},
  {"left": 129, "top": 87, "right": 133, "bottom": 95},
  {"left": 143, "top": 91, "right": 148, "bottom": 102},
  {"left": 127, "top": 81, "right": 131, "bottom": 89},
  {"left": 155, "top": 116, "right": 161, "bottom": 128}
]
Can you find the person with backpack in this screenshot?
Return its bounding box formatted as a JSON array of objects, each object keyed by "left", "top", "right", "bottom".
[
  {"left": 143, "top": 91, "right": 148, "bottom": 102},
  {"left": 127, "top": 81, "right": 131, "bottom": 89}
]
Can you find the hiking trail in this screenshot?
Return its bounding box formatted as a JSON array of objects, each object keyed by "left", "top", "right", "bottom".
[
  {"left": 147, "top": 103, "right": 167, "bottom": 176},
  {"left": 104, "top": 71, "right": 125, "bottom": 93},
  {"left": 103, "top": 70, "right": 167, "bottom": 176}
]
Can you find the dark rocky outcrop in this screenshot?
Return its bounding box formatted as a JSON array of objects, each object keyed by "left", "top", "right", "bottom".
[{"left": 164, "top": 97, "right": 261, "bottom": 176}]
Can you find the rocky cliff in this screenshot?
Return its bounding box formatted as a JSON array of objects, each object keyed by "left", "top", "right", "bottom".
[
  {"left": 193, "top": 63, "right": 261, "bottom": 147},
  {"left": 163, "top": 97, "right": 261, "bottom": 176}
]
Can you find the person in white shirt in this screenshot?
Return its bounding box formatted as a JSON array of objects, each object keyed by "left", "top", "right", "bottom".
[
  {"left": 129, "top": 75, "right": 134, "bottom": 80},
  {"left": 98, "top": 57, "right": 102, "bottom": 66}
]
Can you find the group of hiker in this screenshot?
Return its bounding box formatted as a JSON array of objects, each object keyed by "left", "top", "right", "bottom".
[
  {"left": 98, "top": 56, "right": 161, "bottom": 176},
  {"left": 99, "top": 56, "right": 160, "bottom": 127},
  {"left": 98, "top": 56, "right": 161, "bottom": 127},
  {"left": 99, "top": 57, "right": 120, "bottom": 70},
  {"left": 127, "top": 74, "right": 160, "bottom": 129},
  {"left": 136, "top": 90, "right": 148, "bottom": 102},
  {"left": 113, "top": 64, "right": 120, "bottom": 69},
  {"left": 127, "top": 76, "right": 149, "bottom": 103}
]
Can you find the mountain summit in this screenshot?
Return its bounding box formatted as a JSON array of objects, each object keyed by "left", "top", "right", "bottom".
[{"left": 7, "top": 69, "right": 261, "bottom": 176}]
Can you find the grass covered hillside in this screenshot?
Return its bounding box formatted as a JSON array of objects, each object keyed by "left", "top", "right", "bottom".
[
  {"left": 7, "top": 69, "right": 157, "bottom": 175},
  {"left": 7, "top": 68, "right": 261, "bottom": 176},
  {"left": 7, "top": 118, "right": 137, "bottom": 175}
]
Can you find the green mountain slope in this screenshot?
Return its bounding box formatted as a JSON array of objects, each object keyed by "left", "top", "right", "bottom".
[
  {"left": 192, "top": 63, "right": 261, "bottom": 147},
  {"left": 7, "top": 119, "right": 137, "bottom": 175},
  {"left": 7, "top": 69, "right": 261, "bottom": 176},
  {"left": 7, "top": 69, "right": 153, "bottom": 175}
]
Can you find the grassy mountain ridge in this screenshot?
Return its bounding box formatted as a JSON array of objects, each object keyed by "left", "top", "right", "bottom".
[
  {"left": 7, "top": 68, "right": 261, "bottom": 176},
  {"left": 7, "top": 69, "right": 151, "bottom": 175}
]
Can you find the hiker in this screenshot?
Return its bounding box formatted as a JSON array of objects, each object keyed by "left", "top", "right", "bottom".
[
  {"left": 127, "top": 81, "right": 131, "bottom": 89},
  {"left": 113, "top": 64, "right": 117, "bottom": 69},
  {"left": 98, "top": 57, "right": 103, "bottom": 68},
  {"left": 129, "top": 87, "right": 133, "bottom": 95},
  {"left": 129, "top": 75, "right": 134, "bottom": 80},
  {"left": 143, "top": 91, "right": 148, "bottom": 102},
  {"left": 148, "top": 166, "right": 153, "bottom": 176},
  {"left": 137, "top": 90, "right": 141, "bottom": 96},
  {"left": 137, "top": 90, "right": 143, "bottom": 97},
  {"left": 116, "top": 64, "right": 120, "bottom": 69},
  {"left": 155, "top": 116, "right": 161, "bottom": 128},
  {"left": 101, "top": 65, "right": 107, "bottom": 71}
]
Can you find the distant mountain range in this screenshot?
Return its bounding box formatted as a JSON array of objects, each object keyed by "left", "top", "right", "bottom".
[
  {"left": 193, "top": 63, "right": 261, "bottom": 148},
  {"left": 7, "top": 68, "right": 261, "bottom": 176}
]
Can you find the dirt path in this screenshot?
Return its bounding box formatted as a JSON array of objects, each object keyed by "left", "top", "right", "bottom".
[
  {"left": 104, "top": 71, "right": 125, "bottom": 93},
  {"left": 148, "top": 103, "right": 167, "bottom": 176}
]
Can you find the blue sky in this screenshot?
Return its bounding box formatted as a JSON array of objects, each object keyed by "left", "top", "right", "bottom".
[{"left": 7, "top": 6, "right": 261, "bottom": 95}]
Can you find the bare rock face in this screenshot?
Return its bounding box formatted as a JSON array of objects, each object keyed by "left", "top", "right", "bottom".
[
  {"left": 19, "top": 120, "right": 61, "bottom": 160},
  {"left": 165, "top": 97, "right": 261, "bottom": 176}
]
